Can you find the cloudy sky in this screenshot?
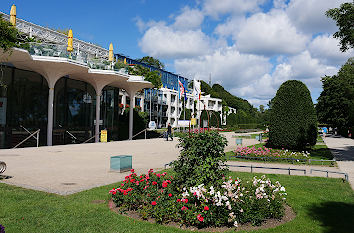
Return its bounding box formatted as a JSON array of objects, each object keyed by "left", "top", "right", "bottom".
[{"left": 1, "top": 0, "right": 353, "bottom": 108}]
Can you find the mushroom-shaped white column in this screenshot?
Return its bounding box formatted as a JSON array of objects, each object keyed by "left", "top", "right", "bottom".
[
  {"left": 2, "top": 49, "right": 88, "bottom": 146},
  {"left": 71, "top": 69, "right": 130, "bottom": 143},
  {"left": 119, "top": 76, "right": 153, "bottom": 140}
]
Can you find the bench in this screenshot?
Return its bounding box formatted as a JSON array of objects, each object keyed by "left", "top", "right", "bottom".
[{"left": 0, "top": 161, "right": 6, "bottom": 174}]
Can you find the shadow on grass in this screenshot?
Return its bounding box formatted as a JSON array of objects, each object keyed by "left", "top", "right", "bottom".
[
  {"left": 308, "top": 202, "right": 354, "bottom": 233},
  {"left": 309, "top": 147, "right": 333, "bottom": 160}
]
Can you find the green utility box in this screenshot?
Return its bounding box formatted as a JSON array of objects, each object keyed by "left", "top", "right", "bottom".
[{"left": 110, "top": 155, "right": 132, "bottom": 172}]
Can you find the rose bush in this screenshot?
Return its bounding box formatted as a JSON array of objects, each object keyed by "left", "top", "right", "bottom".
[{"left": 110, "top": 169, "right": 287, "bottom": 228}]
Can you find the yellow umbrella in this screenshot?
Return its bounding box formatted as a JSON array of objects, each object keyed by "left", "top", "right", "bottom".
[
  {"left": 108, "top": 43, "right": 114, "bottom": 61},
  {"left": 67, "top": 29, "right": 73, "bottom": 52},
  {"left": 124, "top": 58, "right": 127, "bottom": 64},
  {"left": 10, "top": 4, "right": 16, "bottom": 26}
]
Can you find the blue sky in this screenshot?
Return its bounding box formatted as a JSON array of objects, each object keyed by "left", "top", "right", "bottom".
[{"left": 1, "top": 0, "right": 353, "bottom": 107}]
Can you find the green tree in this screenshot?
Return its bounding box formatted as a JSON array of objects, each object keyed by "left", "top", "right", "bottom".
[
  {"left": 138, "top": 56, "right": 165, "bottom": 69},
  {"left": 268, "top": 80, "right": 317, "bottom": 150},
  {"left": 316, "top": 58, "right": 354, "bottom": 136},
  {"left": 0, "top": 14, "right": 20, "bottom": 51},
  {"left": 326, "top": 2, "right": 354, "bottom": 52},
  {"left": 130, "top": 64, "right": 162, "bottom": 88}
]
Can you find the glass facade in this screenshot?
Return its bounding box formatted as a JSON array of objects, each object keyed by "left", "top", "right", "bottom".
[
  {"left": 0, "top": 65, "right": 122, "bottom": 148},
  {"left": 0, "top": 66, "right": 48, "bottom": 148}
]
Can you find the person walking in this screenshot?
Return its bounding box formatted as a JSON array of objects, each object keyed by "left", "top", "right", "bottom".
[{"left": 166, "top": 123, "right": 173, "bottom": 141}]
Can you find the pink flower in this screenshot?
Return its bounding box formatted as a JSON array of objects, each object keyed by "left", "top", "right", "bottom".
[
  {"left": 131, "top": 169, "right": 135, "bottom": 173},
  {"left": 151, "top": 201, "right": 157, "bottom": 206},
  {"left": 204, "top": 206, "right": 209, "bottom": 211},
  {"left": 181, "top": 206, "right": 188, "bottom": 211},
  {"left": 168, "top": 193, "right": 172, "bottom": 197},
  {"left": 152, "top": 181, "right": 157, "bottom": 185},
  {"left": 197, "top": 214, "right": 204, "bottom": 222},
  {"left": 177, "top": 199, "right": 181, "bottom": 202}
]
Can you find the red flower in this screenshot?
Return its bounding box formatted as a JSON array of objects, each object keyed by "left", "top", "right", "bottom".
[
  {"left": 131, "top": 169, "right": 135, "bottom": 173},
  {"left": 109, "top": 189, "right": 116, "bottom": 195},
  {"left": 177, "top": 199, "right": 181, "bottom": 202},
  {"left": 204, "top": 206, "right": 209, "bottom": 211},
  {"left": 168, "top": 193, "right": 172, "bottom": 197},
  {"left": 197, "top": 214, "right": 204, "bottom": 222},
  {"left": 182, "top": 198, "right": 188, "bottom": 203},
  {"left": 162, "top": 181, "right": 168, "bottom": 188},
  {"left": 152, "top": 181, "right": 157, "bottom": 185},
  {"left": 181, "top": 206, "right": 188, "bottom": 211},
  {"left": 151, "top": 201, "right": 157, "bottom": 206}
]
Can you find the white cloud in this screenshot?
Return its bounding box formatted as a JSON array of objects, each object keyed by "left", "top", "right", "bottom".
[
  {"left": 286, "top": 0, "right": 348, "bottom": 34},
  {"left": 173, "top": 7, "right": 204, "bottom": 30},
  {"left": 273, "top": 0, "right": 287, "bottom": 9},
  {"left": 236, "top": 10, "right": 308, "bottom": 56},
  {"left": 175, "top": 46, "right": 271, "bottom": 89},
  {"left": 214, "top": 16, "right": 245, "bottom": 39},
  {"left": 203, "top": 0, "right": 266, "bottom": 18},
  {"left": 309, "top": 34, "right": 354, "bottom": 66},
  {"left": 139, "top": 25, "right": 210, "bottom": 59}
]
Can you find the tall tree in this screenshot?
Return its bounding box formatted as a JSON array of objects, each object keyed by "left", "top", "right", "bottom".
[
  {"left": 269, "top": 80, "right": 317, "bottom": 150},
  {"left": 316, "top": 58, "right": 354, "bottom": 133},
  {"left": 0, "top": 14, "right": 20, "bottom": 51},
  {"left": 326, "top": 2, "right": 354, "bottom": 52},
  {"left": 138, "top": 56, "right": 165, "bottom": 69}
]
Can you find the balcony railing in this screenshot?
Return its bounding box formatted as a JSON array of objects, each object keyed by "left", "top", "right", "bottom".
[{"left": 22, "top": 43, "right": 129, "bottom": 74}]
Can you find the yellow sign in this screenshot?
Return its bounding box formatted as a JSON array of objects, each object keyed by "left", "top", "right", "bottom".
[
  {"left": 100, "top": 130, "right": 107, "bottom": 142},
  {"left": 191, "top": 118, "right": 197, "bottom": 126}
]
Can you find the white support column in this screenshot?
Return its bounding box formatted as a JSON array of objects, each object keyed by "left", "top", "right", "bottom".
[
  {"left": 95, "top": 92, "right": 101, "bottom": 143},
  {"left": 128, "top": 92, "right": 135, "bottom": 140},
  {"left": 47, "top": 86, "right": 55, "bottom": 146}
]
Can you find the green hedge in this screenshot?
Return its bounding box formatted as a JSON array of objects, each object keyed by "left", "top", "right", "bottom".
[{"left": 268, "top": 80, "right": 317, "bottom": 150}]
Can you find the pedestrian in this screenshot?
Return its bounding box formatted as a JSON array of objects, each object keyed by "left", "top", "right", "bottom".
[
  {"left": 166, "top": 123, "right": 173, "bottom": 141},
  {"left": 322, "top": 126, "right": 328, "bottom": 138}
]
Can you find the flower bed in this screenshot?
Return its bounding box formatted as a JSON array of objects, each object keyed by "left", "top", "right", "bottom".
[
  {"left": 110, "top": 169, "right": 287, "bottom": 228},
  {"left": 235, "top": 146, "right": 310, "bottom": 160}
]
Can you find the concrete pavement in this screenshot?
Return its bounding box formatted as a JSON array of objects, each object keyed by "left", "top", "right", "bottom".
[{"left": 324, "top": 135, "right": 354, "bottom": 189}]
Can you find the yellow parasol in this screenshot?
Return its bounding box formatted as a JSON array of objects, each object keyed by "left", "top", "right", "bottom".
[
  {"left": 124, "top": 58, "right": 127, "bottom": 64},
  {"left": 10, "top": 4, "right": 16, "bottom": 26},
  {"left": 108, "top": 43, "right": 114, "bottom": 61},
  {"left": 67, "top": 29, "right": 73, "bottom": 52}
]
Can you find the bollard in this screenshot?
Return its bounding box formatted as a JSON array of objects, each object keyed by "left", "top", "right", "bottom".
[
  {"left": 251, "top": 165, "right": 253, "bottom": 173},
  {"left": 288, "top": 167, "right": 290, "bottom": 175}
]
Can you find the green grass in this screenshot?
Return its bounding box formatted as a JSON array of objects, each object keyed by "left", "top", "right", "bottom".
[{"left": 0, "top": 172, "right": 353, "bottom": 232}]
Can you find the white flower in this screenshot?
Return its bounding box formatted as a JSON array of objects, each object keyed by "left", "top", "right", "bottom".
[
  {"left": 234, "top": 221, "right": 238, "bottom": 227},
  {"left": 280, "top": 187, "right": 286, "bottom": 192}
]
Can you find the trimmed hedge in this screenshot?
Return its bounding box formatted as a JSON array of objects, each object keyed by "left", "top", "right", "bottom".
[{"left": 268, "top": 80, "right": 317, "bottom": 150}]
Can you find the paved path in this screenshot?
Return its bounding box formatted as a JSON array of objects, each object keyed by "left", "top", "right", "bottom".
[
  {"left": 0, "top": 138, "right": 180, "bottom": 195},
  {"left": 324, "top": 135, "right": 354, "bottom": 189}
]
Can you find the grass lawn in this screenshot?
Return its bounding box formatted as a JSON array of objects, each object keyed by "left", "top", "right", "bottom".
[{"left": 0, "top": 172, "right": 353, "bottom": 233}]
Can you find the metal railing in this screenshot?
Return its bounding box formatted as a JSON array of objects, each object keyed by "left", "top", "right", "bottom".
[
  {"left": 1, "top": 11, "right": 109, "bottom": 58},
  {"left": 310, "top": 169, "right": 348, "bottom": 180},
  {"left": 0, "top": 161, "right": 6, "bottom": 174},
  {"left": 230, "top": 155, "right": 336, "bottom": 165},
  {"left": 82, "top": 132, "right": 100, "bottom": 144},
  {"left": 132, "top": 128, "right": 148, "bottom": 140},
  {"left": 226, "top": 164, "right": 307, "bottom": 175},
  {"left": 13, "top": 129, "right": 40, "bottom": 148}
]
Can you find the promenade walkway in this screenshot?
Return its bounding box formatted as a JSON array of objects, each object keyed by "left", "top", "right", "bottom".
[{"left": 324, "top": 135, "right": 354, "bottom": 189}]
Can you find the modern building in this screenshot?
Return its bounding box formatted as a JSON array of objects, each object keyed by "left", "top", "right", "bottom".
[{"left": 0, "top": 7, "right": 152, "bottom": 149}]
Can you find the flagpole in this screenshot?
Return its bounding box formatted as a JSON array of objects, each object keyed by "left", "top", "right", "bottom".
[{"left": 177, "top": 76, "right": 179, "bottom": 129}]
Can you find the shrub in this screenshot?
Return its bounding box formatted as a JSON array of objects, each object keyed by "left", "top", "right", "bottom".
[
  {"left": 171, "top": 131, "right": 228, "bottom": 189},
  {"left": 268, "top": 80, "right": 317, "bottom": 150},
  {"left": 110, "top": 169, "right": 287, "bottom": 228}
]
